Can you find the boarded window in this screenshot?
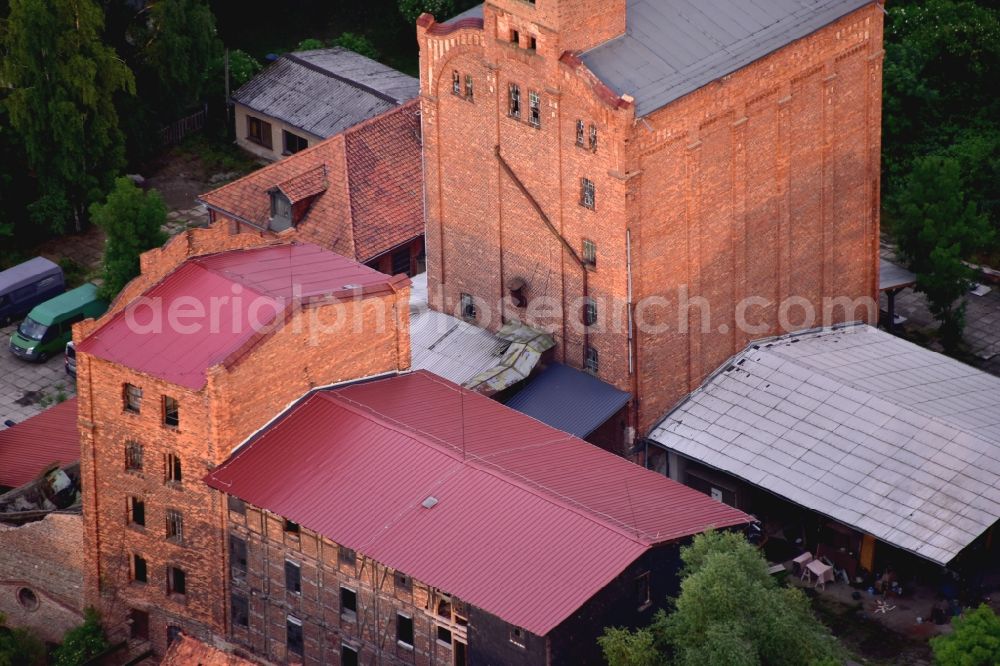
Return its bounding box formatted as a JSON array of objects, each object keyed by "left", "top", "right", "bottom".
[
  {"left": 231, "top": 593, "right": 249, "bottom": 627},
  {"left": 285, "top": 560, "right": 301, "bottom": 594},
  {"left": 230, "top": 535, "right": 248, "bottom": 577},
  {"left": 166, "top": 509, "right": 183, "bottom": 543},
  {"left": 124, "top": 383, "right": 142, "bottom": 413},
  {"left": 125, "top": 441, "right": 143, "bottom": 471},
  {"left": 163, "top": 396, "right": 179, "bottom": 427}
]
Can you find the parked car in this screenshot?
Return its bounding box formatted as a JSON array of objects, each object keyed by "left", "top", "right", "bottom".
[
  {"left": 0, "top": 257, "right": 64, "bottom": 326},
  {"left": 9, "top": 283, "right": 107, "bottom": 362},
  {"left": 65, "top": 340, "right": 77, "bottom": 377}
]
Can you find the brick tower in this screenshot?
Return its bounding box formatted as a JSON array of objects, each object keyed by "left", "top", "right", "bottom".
[{"left": 419, "top": 0, "right": 884, "bottom": 440}]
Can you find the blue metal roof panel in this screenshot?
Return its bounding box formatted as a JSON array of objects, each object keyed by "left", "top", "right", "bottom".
[{"left": 505, "top": 363, "right": 631, "bottom": 438}]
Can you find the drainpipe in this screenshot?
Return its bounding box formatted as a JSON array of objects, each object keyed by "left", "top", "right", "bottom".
[{"left": 494, "top": 146, "right": 590, "bottom": 355}]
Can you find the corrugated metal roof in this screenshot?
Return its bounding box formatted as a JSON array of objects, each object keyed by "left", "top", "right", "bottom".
[
  {"left": 409, "top": 273, "right": 509, "bottom": 385},
  {"left": 581, "top": 0, "right": 873, "bottom": 116},
  {"left": 0, "top": 398, "right": 78, "bottom": 489},
  {"left": 880, "top": 258, "right": 917, "bottom": 292},
  {"left": 78, "top": 244, "right": 406, "bottom": 389},
  {"left": 205, "top": 371, "right": 750, "bottom": 636},
  {"left": 506, "top": 363, "right": 631, "bottom": 437},
  {"left": 649, "top": 324, "right": 1000, "bottom": 565},
  {"left": 232, "top": 48, "right": 418, "bottom": 138}
]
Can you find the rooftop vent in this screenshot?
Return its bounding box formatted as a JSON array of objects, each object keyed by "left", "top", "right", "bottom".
[{"left": 421, "top": 496, "right": 439, "bottom": 509}]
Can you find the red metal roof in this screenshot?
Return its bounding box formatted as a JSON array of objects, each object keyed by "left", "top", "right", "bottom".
[
  {"left": 205, "top": 371, "right": 750, "bottom": 636},
  {"left": 78, "top": 244, "right": 405, "bottom": 390},
  {"left": 0, "top": 398, "right": 78, "bottom": 489},
  {"left": 199, "top": 100, "right": 422, "bottom": 264}
]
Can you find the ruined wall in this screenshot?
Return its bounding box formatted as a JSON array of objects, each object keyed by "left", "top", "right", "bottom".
[{"left": 0, "top": 513, "right": 84, "bottom": 643}]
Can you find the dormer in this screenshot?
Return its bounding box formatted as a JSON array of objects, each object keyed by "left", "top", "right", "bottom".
[{"left": 267, "top": 165, "right": 328, "bottom": 233}]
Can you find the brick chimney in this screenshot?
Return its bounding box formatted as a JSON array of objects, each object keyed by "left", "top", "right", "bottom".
[{"left": 486, "top": 0, "right": 626, "bottom": 55}]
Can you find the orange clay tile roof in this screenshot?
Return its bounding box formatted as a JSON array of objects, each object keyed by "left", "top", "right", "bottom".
[
  {"left": 276, "top": 164, "right": 328, "bottom": 203},
  {"left": 200, "top": 100, "right": 421, "bottom": 264},
  {"left": 161, "top": 634, "right": 257, "bottom": 666}
]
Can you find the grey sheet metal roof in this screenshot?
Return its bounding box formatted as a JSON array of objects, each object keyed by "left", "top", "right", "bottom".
[
  {"left": 232, "top": 48, "right": 418, "bottom": 138},
  {"left": 581, "top": 0, "right": 873, "bottom": 116},
  {"left": 880, "top": 258, "right": 917, "bottom": 291},
  {"left": 409, "top": 274, "right": 510, "bottom": 385},
  {"left": 649, "top": 324, "right": 1000, "bottom": 565},
  {"left": 506, "top": 363, "right": 631, "bottom": 438}
]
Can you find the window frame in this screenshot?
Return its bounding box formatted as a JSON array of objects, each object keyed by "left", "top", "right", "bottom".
[
  {"left": 246, "top": 115, "right": 273, "bottom": 149},
  {"left": 464, "top": 74, "right": 474, "bottom": 101},
  {"left": 396, "top": 612, "right": 414, "bottom": 649},
  {"left": 528, "top": 90, "right": 541, "bottom": 128},
  {"left": 165, "top": 508, "right": 184, "bottom": 544},
  {"left": 508, "top": 83, "right": 521, "bottom": 119},
  {"left": 286, "top": 615, "right": 304, "bottom": 657},
  {"left": 162, "top": 396, "right": 179, "bottom": 428},
  {"left": 132, "top": 553, "right": 148, "bottom": 584},
  {"left": 589, "top": 123, "right": 598, "bottom": 151},
  {"left": 230, "top": 534, "right": 248, "bottom": 578},
  {"left": 636, "top": 571, "right": 652, "bottom": 610},
  {"left": 584, "top": 298, "right": 598, "bottom": 327},
  {"left": 285, "top": 559, "right": 302, "bottom": 595},
  {"left": 585, "top": 345, "right": 599, "bottom": 374},
  {"left": 452, "top": 70, "right": 461, "bottom": 95},
  {"left": 166, "top": 565, "right": 186, "bottom": 597},
  {"left": 124, "top": 383, "right": 142, "bottom": 413},
  {"left": 231, "top": 592, "right": 250, "bottom": 628},
  {"left": 582, "top": 239, "right": 597, "bottom": 268},
  {"left": 282, "top": 130, "right": 308, "bottom": 155},
  {"left": 125, "top": 440, "right": 144, "bottom": 472},
  {"left": 580, "top": 178, "right": 596, "bottom": 210},
  {"left": 340, "top": 586, "right": 358, "bottom": 616},
  {"left": 165, "top": 453, "right": 182, "bottom": 484},
  {"left": 129, "top": 496, "right": 146, "bottom": 528},
  {"left": 576, "top": 120, "right": 585, "bottom": 146},
  {"left": 460, "top": 293, "right": 477, "bottom": 320}
]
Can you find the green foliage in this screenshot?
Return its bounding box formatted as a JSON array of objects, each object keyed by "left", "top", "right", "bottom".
[
  {"left": 51, "top": 608, "right": 108, "bottom": 666},
  {"left": 331, "top": 32, "right": 381, "bottom": 60},
  {"left": 296, "top": 38, "right": 325, "bottom": 50},
  {"left": 216, "top": 49, "right": 263, "bottom": 90},
  {"left": 397, "top": 0, "right": 455, "bottom": 25},
  {"left": 145, "top": 0, "right": 223, "bottom": 117},
  {"left": 892, "top": 156, "right": 993, "bottom": 350},
  {"left": 931, "top": 604, "right": 1000, "bottom": 666},
  {"left": 883, "top": 0, "right": 1000, "bottom": 244},
  {"left": 0, "top": 613, "right": 45, "bottom": 666},
  {"left": 91, "top": 177, "right": 168, "bottom": 301},
  {"left": 1, "top": 0, "right": 135, "bottom": 233},
  {"left": 600, "top": 531, "right": 843, "bottom": 666}
]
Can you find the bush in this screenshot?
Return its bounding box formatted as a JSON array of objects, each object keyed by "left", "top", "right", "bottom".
[
  {"left": 296, "top": 38, "right": 325, "bottom": 51},
  {"left": 398, "top": 0, "right": 455, "bottom": 24},
  {"left": 331, "top": 33, "right": 380, "bottom": 61},
  {"left": 52, "top": 608, "right": 109, "bottom": 666},
  {"left": 0, "top": 613, "right": 45, "bottom": 666},
  {"left": 931, "top": 604, "right": 1000, "bottom": 666}
]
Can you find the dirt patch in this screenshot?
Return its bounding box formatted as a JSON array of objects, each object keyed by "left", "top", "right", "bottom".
[
  {"left": 810, "top": 592, "right": 935, "bottom": 665},
  {"left": 142, "top": 136, "right": 261, "bottom": 211}
]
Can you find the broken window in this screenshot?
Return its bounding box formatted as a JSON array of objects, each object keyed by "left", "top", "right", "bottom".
[
  {"left": 285, "top": 560, "right": 301, "bottom": 594},
  {"left": 397, "top": 613, "right": 414, "bottom": 648},
  {"left": 163, "top": 396, "right": 179, "bottom": 428},
  {"left": 395, "top": 572, "right": 411, "bottom": 594},
  {"left": 340, "top": 587, "right": 357, "bottom": 615},
  {"left": 125, "top": 441, "right": 143, "bottom": 472},
  {"left": 529, "top": 91, "right": 541, "bottom": 128},
  {"left": 465, "top": 74, "right": 474, "bottom": 101},
  {"left": 286, "top": 616, "right": 303, "bottom": 656},
  {"left": 510, "top": 29, "right": 519, "bottom": 45},
  {"left": 167, "top": 625, "right": 181, "bottom": 645},
  {"left": 582, "top": 239, "right": 597, "bottom": 268},
  {"left": 508, "top": 83, "right": 521, "bottom": 119},
  {"left": 231, "top": 593, "right": 249, "bottom": 627},
  {"left": 589, "top": 123, "right": 598, "bottom": 151},
  {"left": 230, "top": 535, "right": 248, "bottom": 578},
  {"left": 129, "top": 496, "right": 145, "bottom": 527},
  {"left": 460, "top": 293, "right": 476, "bottom": 320},
  {"left": 228, "top": 495, "right": 246, "bottom": 515},
  {"left": 166, "top": 509, "right": 183, "bottom": 543},
  {"left": 576, "top": 120, "right": 585, "bottom": 147},
  {"left": 284, "top": 519, "right": 300, "bottom": 535},
  {"left": 452, "top": 70, "right": 461, "bottom": 95},
  {"left": 133, "top": 554, "right": 148, "bottom": 584},
  {"left": 130, "top": 608, "right": 149, "bottom": 640},
  {"left": 124, "top": 383, "right": 142, "bottom": 413},
  {"left": 339, "top": 545, "right": 356, "bottom": 568},
  {"left": 636, "top": 571, "right": 651, "bottom": 609},
  {"left": 580, "top": 178, "right": 595, "bottom": 209},
  {"left": 584, "top": 298, "right": 598, "bottom": 327},
  {"left": 510, "top": 625, "right": 526, "bottom": 648},
  {"left": 342, "top": 645, "right": 359, "bottom": 666},
  {"left": 528, "top": 35, "right": 537, "bottom": 51},
  {"left": 167, "top": 566, "right": 186, "bottom": 597},
  {"left": 437, "top": 626, "right": 453, "bottom": 646},
  {"left": 165, "top": 453, "right": 182, "bottom": 484},
  {"left": 585, "top": 346, "right": 599, "bottom": 374}
]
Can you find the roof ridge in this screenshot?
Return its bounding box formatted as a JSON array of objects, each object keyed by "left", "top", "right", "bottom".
[
  {"left": 283, "top": 52, "right": 403, "bottom": 105},
  {"left": 325, "top": 379, "right": 657, "bottom": 545}
]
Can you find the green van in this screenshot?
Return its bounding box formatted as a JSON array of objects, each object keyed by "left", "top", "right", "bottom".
[{"left": 9, "top": 283, "right": 107, "bottom": 362}]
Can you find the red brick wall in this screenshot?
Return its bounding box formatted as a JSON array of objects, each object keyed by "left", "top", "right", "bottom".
[
  {"left": 632, "top": 6, "right": 884, "bottom": 431},
  {"left": 0, "top": 514, "right": 84, "bottom": 643}
]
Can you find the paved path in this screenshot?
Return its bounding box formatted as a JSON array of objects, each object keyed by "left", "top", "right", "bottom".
[
  {"left": 0, "top": 322, "right": 76, "bottom": 425},
  {"left": 880, "top": 245, "right": 1000, "bottom": 377}
]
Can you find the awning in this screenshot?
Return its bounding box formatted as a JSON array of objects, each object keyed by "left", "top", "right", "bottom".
[
  {"left": 505, "top": 363, "right": 631, "bottom": 438},
  {"left": 879, "top": 259, "right": 916, "bottom": 292},
  {"left": 463, "top": 322, "right": 554, "bottom": 395}
]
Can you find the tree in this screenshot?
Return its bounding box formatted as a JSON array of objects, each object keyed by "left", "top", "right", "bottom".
[
  {"left": 0, "top": 613, "right": 45, "bottom": 666},
  {"left": 398, "top": 0, "right": 455, "bottom": 24},
  {"left": 892, "top": 156, "right": 993, "bottom": 351},
  {"left": 296, "top": 38, "right": 325, "bottom": 51},
  {"left": 51, "top": 608, "right": 109, "bottom": 666},
  {"left": 599, "top": 531, "right": 844, "bottom": 666},
  {"left": 144, "top": 0, "right": 222, "bottom": 118},
  {"left": 2, "top": 0, "right": 135, "bottom": 233},
  {"left": 930, "top": 604, "right": 1000, "bottom": 666},
  {"left": 331, "top": 32, "right": 380, "bottom": 61},
  {"left": 91, "top": 177, "right": 167, "bottom": 300}
]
